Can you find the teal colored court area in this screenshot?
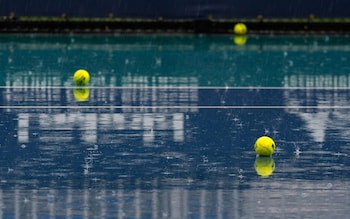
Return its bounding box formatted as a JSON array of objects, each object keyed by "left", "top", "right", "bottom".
[
  {"left": 2, "top": 34, "right": 350, "bottom": 87},
  {"left": 0, "top": 35, "right": 350, "bottom": 218}
]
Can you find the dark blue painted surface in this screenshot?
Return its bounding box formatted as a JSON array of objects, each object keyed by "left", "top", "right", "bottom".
[
  {"left": 0, "top": 0, "right": 349, "bottom": 19},
  {"left": 0, "top": 87, "right": 349, "bottom": 190}
]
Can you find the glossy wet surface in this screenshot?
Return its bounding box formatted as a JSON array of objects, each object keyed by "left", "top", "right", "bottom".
[{"left": 1, "top": 35, "right": 350, "bottom": 218}]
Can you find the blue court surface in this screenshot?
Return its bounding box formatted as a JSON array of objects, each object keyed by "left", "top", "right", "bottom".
[{"left": 1, "top": 35, "right": 350, "bottom": 218}]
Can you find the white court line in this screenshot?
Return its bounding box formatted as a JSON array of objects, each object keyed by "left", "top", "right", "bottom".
[
  {"left": 0, "top": 105, "right": 349, "bottom": 109},
  {"left": 2, "top": 86, "right": 350, "bottom": 90}
]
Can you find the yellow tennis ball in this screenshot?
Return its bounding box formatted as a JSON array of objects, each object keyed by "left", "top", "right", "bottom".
[
  {"left": 233, "top": 23, "right": 247, "bottom": 35},
  {"left": 74, "top": 69, "right": 90, "bottom": 86},
  {"left": 254, "top": 136, "right": 276, "bottom": 156},
  {"left": 254, "top": 157, "right": 275, "bottom": 177}
]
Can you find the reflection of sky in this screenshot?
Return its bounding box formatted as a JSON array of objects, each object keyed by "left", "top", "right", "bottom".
[
  {"left": 284, "top": 88, "right": 350, "bottom": 143},
  {"left": 0, "top": 182, "right": 348, "bottom": 218},
  {"left": 18, "top": 112, "right": 184, "bottom": 144}
]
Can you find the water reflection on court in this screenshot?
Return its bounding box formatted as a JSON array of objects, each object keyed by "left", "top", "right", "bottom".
[
  {"left": 0, "top": 86, "right": 349, "bottom": 218},
  {"left": 2, "top": 35, "right": 350, "bottom": 218}
]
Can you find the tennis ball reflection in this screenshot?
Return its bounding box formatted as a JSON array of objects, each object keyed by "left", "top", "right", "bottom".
[
  {"left": 254, "top": 157, "right": 275, "bottom": 178},
  {"left": 233, "top": 35, "right": 247, "bottom": 45},
  {"left": 74, "top": 87, "right": 90, "bottom": 102}
]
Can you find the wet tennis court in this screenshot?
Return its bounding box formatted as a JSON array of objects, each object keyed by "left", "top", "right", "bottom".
[{"left": 1, "top": 34, "right": 350, "bottom": 218}]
